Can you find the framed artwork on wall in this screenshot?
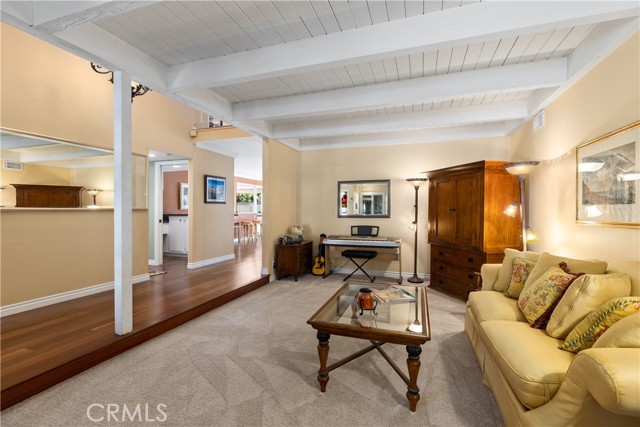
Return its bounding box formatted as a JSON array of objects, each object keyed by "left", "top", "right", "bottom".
[
  {"left": 576, "top": 121, "right": 640, "bottom": 228},
  {"left": 204, "top": 175, "right": 226, "bottom": 204},
  {"left": 179, "top": 183, "right": 188, "bottom": 210}
]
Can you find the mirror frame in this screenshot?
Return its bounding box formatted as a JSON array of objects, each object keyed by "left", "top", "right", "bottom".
[{"left": 337, "top": 179, "right": 391, "bottom": 218}]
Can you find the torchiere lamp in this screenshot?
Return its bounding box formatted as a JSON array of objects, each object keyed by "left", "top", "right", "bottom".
[
  {"left": 406, "top": 178, "right": 428, "bottom": 283},
  {"left": 502, "top": 161, "right": 540, "bottom": 251},
  {"left": 85, "top": 188, "right": 103, "bottom": 208}
]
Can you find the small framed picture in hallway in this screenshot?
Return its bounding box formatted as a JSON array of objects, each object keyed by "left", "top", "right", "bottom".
[{"left": 204, "top": 175, "right": 226, "bottom": 204}]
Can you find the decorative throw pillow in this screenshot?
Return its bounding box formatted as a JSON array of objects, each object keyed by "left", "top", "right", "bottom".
[
  {"left": 592, "top": 313, "right": 640, "bottom": 349},
  {"left": 559, "top": 297, "right": 640, "bottom": 353},
  {"left": 494, "top": 248, "right": 541, "bottom": 293},
  {"left": 504, "top": 257, "right": 537, "bottom": 299},
  {"left": 522, "top": 253, "right": 607, "bottom": 295},
  {"left": 518, "top": 263, "right": 583, "bottom": 328},
  {"left": 546, "top": 273, "right": 631, "bottom": 339}
]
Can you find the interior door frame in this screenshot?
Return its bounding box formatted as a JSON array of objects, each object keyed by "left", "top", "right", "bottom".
[{"left": 149, "top": 160, "right": 189, "bottom": 266}]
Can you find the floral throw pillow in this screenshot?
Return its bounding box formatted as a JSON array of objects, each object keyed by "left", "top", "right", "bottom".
[
  {"left": 504, "top": 257, "right": 536, "bottom": 299},
  {"left": 559, "top": 297, "right": 640, "bottom": 353},
  {"left": 518, "top": 263, "right": 583, "bottom": 328}
]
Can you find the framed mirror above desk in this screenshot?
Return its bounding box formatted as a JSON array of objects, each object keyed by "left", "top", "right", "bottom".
[{"left": 337, "top": 179, "right": 390, "bottom": 218}]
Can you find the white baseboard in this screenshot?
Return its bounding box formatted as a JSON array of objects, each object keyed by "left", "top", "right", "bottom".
[
  {"left": 0, "top": 274, "right": 150, "bottom": 317},
  {"left": 187, "top": 253, "right": 235, "bottom": 270},
  {"left": 148, "top": 259, "right": 162, "bottom": 266}
]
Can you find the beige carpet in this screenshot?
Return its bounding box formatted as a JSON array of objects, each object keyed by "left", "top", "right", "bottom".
[{"left": 1, "top": 275, "right": 503, "bottom": 426}]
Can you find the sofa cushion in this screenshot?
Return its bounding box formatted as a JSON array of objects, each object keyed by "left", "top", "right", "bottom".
[
  {"left": 479, "top": 320, "right": 575, "bottom": 409},
  {"left": 547, "top": 273, "right": 632, "bottom": 339},
  {"left": 518, "top": 265, "right": 583, "bottom": 328},
  {"left": 559, "top": 297, "right": 640, "bottom": 353},
  {"left": 504, "top": 257, "right": 537, "bottom": 299},
  {"left": 592, "top": 313, "right": 640, "bottom": 348},
  {"left": 523, "top": 253, "right": 608, "bottom": 294},
  {"left": 467, "top": 291, "right": 527, "bottom": 323},
  {"left": 494, "top": 248, "right": 541, "bottom": 292}
]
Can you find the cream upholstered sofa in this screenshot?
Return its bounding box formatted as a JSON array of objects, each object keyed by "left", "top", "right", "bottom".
[{"left": 464, "top": 250, "right": 640, "bottom": 427}]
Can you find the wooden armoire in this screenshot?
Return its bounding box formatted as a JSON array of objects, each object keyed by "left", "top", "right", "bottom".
[{"left": 425, "top": 161, "right": 522, "bottom": 299}]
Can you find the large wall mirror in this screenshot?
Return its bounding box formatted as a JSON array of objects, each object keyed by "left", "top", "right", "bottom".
[
  {"left": 0, "top": 129, "right": 148, "bottom": 209},
  {"left": 338, "top": 179, "right": 390, "bottom": 218}
]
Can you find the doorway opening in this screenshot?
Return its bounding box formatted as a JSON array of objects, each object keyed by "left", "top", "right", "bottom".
[{"left": 149, "top": 152, "right": 189, "bottom": 268}]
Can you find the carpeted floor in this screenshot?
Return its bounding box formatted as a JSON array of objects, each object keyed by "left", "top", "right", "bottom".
[{"left": 1, "top": 275, "right": 503, "bottom": 426}]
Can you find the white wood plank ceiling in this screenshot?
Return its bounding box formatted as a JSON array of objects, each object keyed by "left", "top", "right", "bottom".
[{"left": 2, "top": 1, "right": 639, "bottom": 150}]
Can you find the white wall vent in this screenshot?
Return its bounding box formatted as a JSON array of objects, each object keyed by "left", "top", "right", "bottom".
[{"left": 3, "top": 160, "right": 23, "bottom": 171}]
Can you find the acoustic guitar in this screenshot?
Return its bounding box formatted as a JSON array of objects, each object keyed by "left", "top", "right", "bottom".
[{"left": 312, "top": 234, "right": 327, "bottom": 276}]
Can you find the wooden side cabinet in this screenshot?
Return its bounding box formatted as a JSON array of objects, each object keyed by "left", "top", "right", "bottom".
[
  {"left": 12, "top": 184, "right": 83, "bottom": 208},
  {"left": 276, "top": 240, "right": 312, "bottom": 281},
  {"left": 425, "top": 161, "right": 521, "bottom": 300}
]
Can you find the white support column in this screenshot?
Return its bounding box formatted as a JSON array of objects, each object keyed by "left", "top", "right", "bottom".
[{"left": 113, "top": 70, "right": 133, "bottom": 335}]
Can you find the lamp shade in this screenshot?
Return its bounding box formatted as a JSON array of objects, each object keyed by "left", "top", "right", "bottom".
[
  {"left": 502, "top": 161, "right": 540, "bottom": 176},
  {"left": 406, "top": 177, "right": 427, "bottom": 188}
]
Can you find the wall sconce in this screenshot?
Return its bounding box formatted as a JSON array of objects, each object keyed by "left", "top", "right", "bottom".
[
  {"left": 502, "top": 161, "right": 540, "bottom": 251},
  {"left": 91, "top": 63, "right": 150, "bottom": 101},
  {"left": 85, "top": 188, "right": 103, "bottom": 208},
  {"left": 406, "top": 177, "right": 428, "bottom": 284}
]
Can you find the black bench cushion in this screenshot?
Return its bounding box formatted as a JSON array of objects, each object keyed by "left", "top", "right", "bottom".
[{"left": 342, "top": 250, "right": 377, "bottom": 259}]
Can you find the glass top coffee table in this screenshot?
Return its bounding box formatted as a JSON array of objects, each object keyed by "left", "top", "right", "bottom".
[{"left": 307, "top": 281, "right": 431, "bottom": 411}]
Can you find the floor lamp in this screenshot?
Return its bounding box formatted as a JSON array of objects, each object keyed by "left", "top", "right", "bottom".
[
  {"left": 502, "top": 161, "right": 539, "bottom": 251},
  {"left": 406, "top": 178, "right": 428, "bottom": 284}
]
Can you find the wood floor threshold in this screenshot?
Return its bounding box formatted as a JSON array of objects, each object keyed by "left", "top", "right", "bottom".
[{"left": 1, "top": 274, "right": 270, "bottom": 410}]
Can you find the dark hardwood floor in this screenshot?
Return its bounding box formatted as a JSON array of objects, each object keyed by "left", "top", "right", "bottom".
[{"left": 1, "top": 240, "right": 267, "bottom": 410}]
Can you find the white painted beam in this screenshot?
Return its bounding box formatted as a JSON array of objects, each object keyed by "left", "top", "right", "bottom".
[
  {"left": 270, "top": 101, "right": 528, "bottom": 139},
  {"left": 54, "top": 22, "right": 168, "bottom": 89},
  {"left": 169, "top": 1, "right": 639, "bottom": 91},
  {"left": 113, "top": 70, "right": 133, "bottom": 336},
  {"left": 32, "top": 1, "right": 157, "bottom": 32},
  {"left": 297, "top": 122, "right": 517, "bottom": 151},
  {"left": 173, "top": 89, "right": 233, "bottom": 122},
  {"left": 234, "top": 59, "right": 566, "bottom": 121}
]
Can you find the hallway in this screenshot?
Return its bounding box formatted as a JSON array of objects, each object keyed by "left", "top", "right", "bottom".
[{"left": 1, "top": 240, "right": 266, "bottom": 409}]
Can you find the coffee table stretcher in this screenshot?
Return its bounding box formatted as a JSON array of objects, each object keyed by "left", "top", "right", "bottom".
[{"left": 314, "top": 332, "right": 424, "bottom": 412}]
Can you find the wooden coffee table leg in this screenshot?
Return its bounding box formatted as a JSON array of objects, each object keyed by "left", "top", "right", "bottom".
[
  {"left": 406, "top": 345, "right": 422, "bottom": 411},
  {"left": 316, "top": 332, "right": 330, "bottom": 392}
]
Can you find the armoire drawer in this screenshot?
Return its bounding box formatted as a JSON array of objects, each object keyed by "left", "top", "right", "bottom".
[
  {"left": 431, "top": 260, "right": 479, "bottom": 286},
  {"left": 431, "top": 245, "right": 485, "bottom": 270},
  {"left": 429, "top": 273, "right": 477, "bottom": 299}
]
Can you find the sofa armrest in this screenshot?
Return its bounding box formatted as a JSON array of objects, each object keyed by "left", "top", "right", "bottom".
[
  {"left": 570, "top": 348, "right": 640, "bottom": 417},
  {"left": 480, "top": 264, "right": 501, "bottom": 291}
]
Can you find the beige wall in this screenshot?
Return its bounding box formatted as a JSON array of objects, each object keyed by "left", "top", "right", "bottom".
[
  {"left": 511, "top": 33, "right": 640, "bottom": 292},
  {"left": 262, "top": 139, "right": 301, "bottom": 274},
  {"left": 300, "top": 138, "right": 511, "bottom": 276},
  {"left": 70, "top": 166, "right": 115, "bottom": 207},
  {"left": 0, "top": 23, "right": 235, "bottom": 305},
  {"left": 0, "top": 210, "right": 148, "bottom": 305}
]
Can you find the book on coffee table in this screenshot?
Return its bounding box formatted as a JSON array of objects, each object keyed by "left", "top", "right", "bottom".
[{"left": 372, "top": 287, "right": 416, "bottom": 303}]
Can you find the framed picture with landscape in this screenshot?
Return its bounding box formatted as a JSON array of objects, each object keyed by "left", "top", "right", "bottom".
[
  {"left": 204, "top": 175, "right": 226, "bottom": 204},
  {"left": 576, "top": 121, "right": 640, "bottom": 228}
]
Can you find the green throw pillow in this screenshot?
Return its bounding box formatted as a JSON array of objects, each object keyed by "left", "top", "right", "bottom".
[
  {"left": 559, "top": 297, "right": 640, "bottom": 353},
  {"left": 504, "top": 257, "right": 536, "bottom": 299}
]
